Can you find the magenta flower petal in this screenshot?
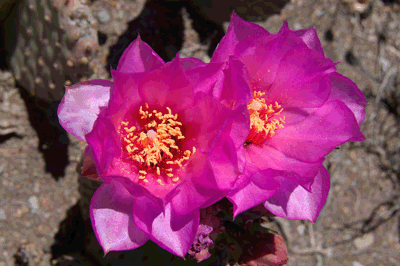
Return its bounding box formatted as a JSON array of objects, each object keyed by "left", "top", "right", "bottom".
[
  {"left": 228, "top": 171, "right": 280, "bottom": 218},
  {"left": 138, "top": 55, "right": 194, "bottom": 111},
  {"left": 238, "top": 40, "right": 336, "bottom": 108},
  {"left": 117, "top": 35, "right": 165, "bottom": 73},
  {"left": 279, "top": 21, "right": 324, "bottom": 55},
  {"left": 211, "top": 11, "right": 267, "bottom": 63},
  {"left": 90, "top": 180, "right": 149, "bottom": 254},
  {"left": 58, "top": 79, "right": 112, "bottom": 141},
  {"left": 203, "top": 105, "right": 249, "bottom": 191},
  {"left": 180, "top": 57, "right": 205, "bottom": 70},
  {"left": 129, "top": 187, "right": 164, "bottom": 233},
  {"left": 167, "top": 154, "right": 224, "bottom": 221},
  {"left": 186, "top": 62, "right": 225, "bottom": 95},
  {"left": 182, "top": 92, "right": 239, "bottom": 152},
  {"left": 81, "top": 146, "right": 102, "bottom": 181},
  {"left": 235, "top": 33, "right": 307, "bottom": 89},
  {"left": 266, "top": 47, "right": 336, "bottom": 108},
  {"left": 246, "top": 145, "right": 324, "bottom": 190},
  {"left": 267, "top": 100, "right": 365, "bottom": 162},
  {"left": 263, "top": 166, "right": 330, "bottom": 222},
  {"left": 133, "top": 202, "right": 199, "bottom": 257},
  {"left": 212, "top": 57, "right": 252, "bottom": 109},
  {"left": 85, "top": 116, "right": 121, "bottom": 176},
  {"left": 108, "top": 69, "right": 144, "bottom": 115},
  {"left": 328, "top": 72, "right": 367, "bottom": 125}
]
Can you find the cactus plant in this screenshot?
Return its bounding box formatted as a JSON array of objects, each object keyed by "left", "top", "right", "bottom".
[{"left": 6, "top": 0, "right": 99, "bottom": 101}]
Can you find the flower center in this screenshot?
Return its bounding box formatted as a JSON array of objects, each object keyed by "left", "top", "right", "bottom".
[
  {"left": 245, "top": 91, "right": 285, "bottom": 145},
  {"left": 121, "top": 103, "right": 195, "bottom": 185}
]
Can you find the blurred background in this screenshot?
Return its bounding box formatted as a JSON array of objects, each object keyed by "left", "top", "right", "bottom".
[{"left": 1, "top": 0, "right": 400, "bottom": 265}]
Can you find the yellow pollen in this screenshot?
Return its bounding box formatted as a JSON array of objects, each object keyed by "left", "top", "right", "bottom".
[
  {"left": 120, "top": 103, "right": 195, "bottom": 185},
  {"left": 245, "top": 91, "right": 285, "bottom": 145}
]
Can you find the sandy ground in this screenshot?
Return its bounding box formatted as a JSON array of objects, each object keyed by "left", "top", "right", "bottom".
[{"left": 1, "top": 0, "right": 400, "bottom": 265}]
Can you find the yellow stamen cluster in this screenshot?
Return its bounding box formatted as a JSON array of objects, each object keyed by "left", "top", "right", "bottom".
[
  {"left": 121, "top": 103, "right": 195, "bottom": 185},
  {"left": 245, "top": 91, "right": 285, "bottom": 145}
]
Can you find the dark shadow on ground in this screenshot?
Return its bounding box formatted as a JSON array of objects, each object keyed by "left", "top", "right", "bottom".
[
  {"left": 0, "top": 133, "right": 23, "bottom": 144},
  {"left": 185, "top": 0, "right": 290, "bottom": 58},
  {"left": 107, "top": 0, "right": 290, "bottom": 72},
  {"left": 18, "top": 87, "right": 70, "bottom": 180},
  {"left": 107, "top": 0, "right": 185, "bottom": 71}
]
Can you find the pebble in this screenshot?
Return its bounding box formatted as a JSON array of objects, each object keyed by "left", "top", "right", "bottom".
[
  {"left": 293, "top": 23, "right": 302, "bottom": 30},
  {"left": 353, "top": 261, "right": 364, "bottom": 266},
  {"left": 354, "top": 233, "right": 374, "bottom": 250},
  {"left": 379, "top": 57, "right": 390, "bottom": 72},
  {"left": 297, "top": 224, "right": 306, "bottom": 235},
  {"left": 28, "top": 196, "right": 39, "bottom": 213},
  {"left": 33, "top": 182, "right": 40, "bottom": 193},
  {"left": 315, "top": 9, "right": 324, "bottom": 18},
  {"left": 97, "top": 9, "right": 110, "bottom": 24},
  {"left": 0, "top": 209, "right": 6, "bottom": 220}
]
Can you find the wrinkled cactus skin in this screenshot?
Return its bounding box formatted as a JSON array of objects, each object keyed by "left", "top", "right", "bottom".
[{"left": 6, "top": 0, "right": 99, "bottom": 101}]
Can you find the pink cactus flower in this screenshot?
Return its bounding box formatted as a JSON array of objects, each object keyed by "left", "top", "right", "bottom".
[
  {"left": 210, "top": 13, "right": 367, "bottom": 222},
  {"left": 58, "top": 37, "right": 249, "bottom": 257}
]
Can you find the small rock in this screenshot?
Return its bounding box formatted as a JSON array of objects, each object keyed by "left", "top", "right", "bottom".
[
  {"left": 97, "top": 9, "right": 110, "bottom": 24},
  {"left": 297, "top": 224, "right": 306, "bottom": 235},
  {"left": 33, "top": 182, "right": 40, "bottom": 193},
  {"left": 354, "top": 233, "right": 374, "bottom": 250},
  {"left": 315, "top": 9, "right": 324, "bottom": 17},
  {"left": 353, "top": 261, "right": 364, "bottom": 266},
  {"left": 28, "top": 196, "right": 39, "bottom": 213},
  {"left": 379, "top": 57, "right": 390, "bottom": 72},
  {"left": 0, "top": 209, "right": 6, "bottom": 220},
  {"left": 293, "top": 23, "right": 302, "bottom": 30}
]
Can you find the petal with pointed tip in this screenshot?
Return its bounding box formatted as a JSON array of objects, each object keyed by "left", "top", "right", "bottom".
[
  {"left": 117, "top": 36, "right": 165, "bottom": 73},
  {"left": 279, "top": 21, "right": 324, "bottom": 55},
  {"left": 211, "top": 12, "right": 267, "bottom": 63}
]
